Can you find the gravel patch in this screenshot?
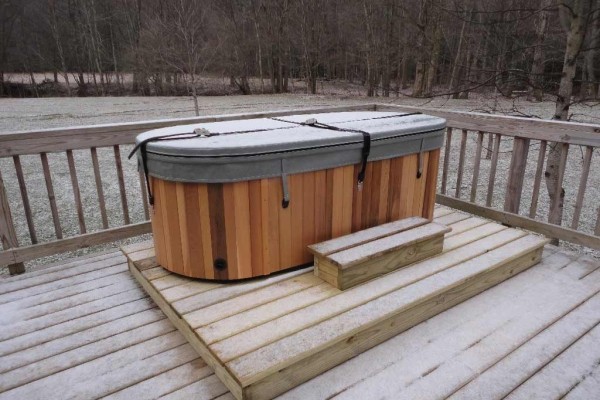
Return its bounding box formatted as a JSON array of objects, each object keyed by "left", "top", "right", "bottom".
[{"left": 0, "top": 93, "right": 598, "bottom": 277}]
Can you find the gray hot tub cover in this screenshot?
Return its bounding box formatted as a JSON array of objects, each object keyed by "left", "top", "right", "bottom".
[{"left": 132, "top": 111, "right": 446, "bottom": 187}]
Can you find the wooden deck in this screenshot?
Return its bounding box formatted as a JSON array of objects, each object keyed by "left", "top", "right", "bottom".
[
  {"left": 1, "top": 207, "right": 600, "bottom": 399},
  {"left": 124, "top": 209, "right": 549, "bottom": 399}
]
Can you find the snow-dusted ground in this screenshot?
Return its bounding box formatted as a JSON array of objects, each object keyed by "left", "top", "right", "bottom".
[{"left": 0, "top": 93, "right": 598, "bottom": 276}]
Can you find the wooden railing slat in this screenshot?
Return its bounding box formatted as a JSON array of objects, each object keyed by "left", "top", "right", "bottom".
[
  {"left": 470, "top": 131, "right": 484, "bottom": 202},
  {"left": 66, "top": 150, "right": 86, "bottom": 234},
  {"left": 139, "top": 170, "right": 150, "bottom": 220},
  {"left": 486, "top": 134, "right": 501, "bottom": 207},
  {"left": 455, "top": 129, "right": 468, "bottom": 198},
  {"left": 549, "top": 143, "right": 569, "bottom": 226},
  {"left": 571, "top": 146, "right": 593, "bottom": 230},
  {"left": 90, "top": 147, "right": 109, "bottom": 229},
  {"left": 0, "top": 167, "right": 25, "bottom": 274},
  {"left": 594, "top": 206, "right": 600, "bottom": 236},
  {"left": 12, "top": 155, "right": 37, "bottom": 244},
  {"left": 113, "top": 145, "right": 131, "bottom": 225},
  {"left": 441, "top": 127, "right": 452, "bottom": 195},
  {"left": 40, "top": 153, "right": 63, "bottom": 239},
  {"left": 485, "top": 133, "right": 493, "bottom": 159},
  {"left": 529, "top": 140, "right": 547, "bottom": 219},
  {"left": 504, "top": 137, "right": 530, "bottom": 214}
]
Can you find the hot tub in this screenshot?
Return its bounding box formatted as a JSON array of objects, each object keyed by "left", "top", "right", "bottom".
[{"left": 132, "top": 111, "right": 446, "bottom": 279}]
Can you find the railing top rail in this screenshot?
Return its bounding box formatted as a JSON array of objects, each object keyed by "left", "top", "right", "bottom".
[
  {"left": 0, "top": 104, "right": 376, "bottom": 157},
  {"left": 376, "top": 104, "right": 600, "bottom": 147},
  {"left": 2, "top": 103, "right": 599, "bottom": 157}
]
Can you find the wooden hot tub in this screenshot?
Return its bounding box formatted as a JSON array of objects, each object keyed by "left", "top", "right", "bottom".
[{"left": 133, "top": 111, "right": 445, "bottom": 279}]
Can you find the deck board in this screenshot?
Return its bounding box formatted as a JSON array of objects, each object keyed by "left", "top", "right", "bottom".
[
  {"left": 1, "top": 205, "right": 599, "bottom": 400},
  {"left": 123, "top": 211, "right": 550, "bottom": 399}
]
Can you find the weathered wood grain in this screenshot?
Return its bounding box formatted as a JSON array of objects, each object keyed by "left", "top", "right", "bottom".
[
  {"left": 486, "top": 134, "right": 501, "bottom": 207},
  {"left": 66, "top": 150, "right": 86, "bottom": 234},
  {"left": 375, "top": 103, "right": 600, "bottom": 146},
  {"left": 504, "top": 137, "right": 530, "bottom": 214},
  {"left": 438, "top": 194, "right": 600, "bottom": 250},
  {"left": 571, "top": 146, "right": 593, "bottom": 229},
  {"left": 455, "top": 129, "right": 468, "bottom": 198},
  {"left": 529, "top": 140, "right": 547, "bottom": 218},
  {"left": 123, "top": 214, "right": 548, "bottom": 400},
  {"left": 470, "top": 131, "right": 484, "bottom": 202},
  {"left": 90, "top": 147, "right": 109, "bottom": 229},
  {"left": 0, "top": 222, "right": 150, "bottom": 266},
  {"left": 441, "top": 127, "right": 452, "bottom": 195},
  {"left": 40, "top": 152, "right": 62, "bottom": 240},
  {"left": 113, "top": 145, "right": 130, "bottom": 225},
  {"left": 12, "top": 155, "right": 37, "bottom": 244},
  {"left": 0, "top": 168, "right": 25, "bottom": 275}
]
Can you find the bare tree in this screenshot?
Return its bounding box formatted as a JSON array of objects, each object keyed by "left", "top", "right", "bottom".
[
  {"left": 545, "top": 0, "right": 590, "bottom": 241},
  {"left": 144, "top": 0, "right": 215, "bottom": 115},
  {"left": 529, "top": 0, "right": 552, "bottom": 101},
  {"left": 0, "top": 0, "right": 21, "bottom": 96}
]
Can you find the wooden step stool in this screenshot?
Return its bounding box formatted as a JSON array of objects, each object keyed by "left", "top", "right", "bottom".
[{"left": 309, "top": 217, "right": 451, "bottom": 290}]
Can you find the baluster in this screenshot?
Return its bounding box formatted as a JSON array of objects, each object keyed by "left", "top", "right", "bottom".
[
  {"left": 40, "top": 152, "right": 63, "bottom": 239},
  {"left": 114, "top": 145, "right": 131, "bottom": 225},
  {"left": 90, "top": 147, "right": 109, "bottom": 229},
  {"left": 529, "top": 140, "right": 547, "bottom": 218},
  {"left": 571, "top": 146, "right": 593, "bottom": 230},
  {"left": 470, "top": 131, "right": 484, "bottom": 202},
  {"left": 13, "top": 155, "right": 37, "bottom": 244},
  {"left": 441, "top": 127, "right": 452, "bottom": 195},
  {"left": 485, "top": 132, "right": 493, "bottom": 159},
  {"left": 455, "top": 129, "right": 468, "bottom": 198},
  {"left": 595, "top": 204, "right": 600, "bottom": 236},
  {"left": 504, "top": 137, "right": 530, "bottom": 214},
  {"left": 139, "top": 170, "right": 150, "bottom": 220},
  {"left": 66, "top": 150, "right": 86, "bottom": 234},
  {"left": 486, "top": 134, "right": 501, "bottom": 207},
  {"left": 0, "top": 167, "right": 25, "bottom": 274},
  {"left": 549, "top": 143, "right": 569, "bottom": 226}
]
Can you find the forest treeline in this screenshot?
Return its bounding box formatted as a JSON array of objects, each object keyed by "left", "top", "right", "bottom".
[{"left": 1, "top": 0, "right": 599, "bottom": 105}]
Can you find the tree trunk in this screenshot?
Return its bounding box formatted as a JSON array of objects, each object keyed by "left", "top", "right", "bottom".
[
  {"left": 582, "top": 8, "right": 599, "bottom": 99},
  {"left": 448, "top": 10, "right": 467, "bottom": 94},
  {"left": 256, "top": 21, "right": 264, "bottom": 94},
  {"left": 425, "top": 20, "right": 442, "bottom": 96},
  {"left": 190, "top": 78, "right": 199, "bottom": 116},
  {"left": 529, "top": 0, "right": 551, "bottom": 101},
  {"left": 545, "top": 0, "right": 587, "bottom": 243}
]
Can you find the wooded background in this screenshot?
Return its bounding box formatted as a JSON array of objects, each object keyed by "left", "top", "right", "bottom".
[{"left": 1, "top": 0, "right": 599, "bottom": 105}]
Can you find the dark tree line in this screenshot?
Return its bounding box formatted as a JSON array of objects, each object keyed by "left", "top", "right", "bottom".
[{"left": 1, "top": 0, "right": 599, "bottom": 106}]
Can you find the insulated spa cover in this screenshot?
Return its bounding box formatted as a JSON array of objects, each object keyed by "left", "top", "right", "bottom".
[{"left": 132, "top": 111, "right": 446, "bottom": 280}]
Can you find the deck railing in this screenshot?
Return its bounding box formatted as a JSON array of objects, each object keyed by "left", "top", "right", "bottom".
[
  {"left": 1, "top": 103, "right": 599, "bottom": 274},
  {"left": 0, "top": 104, "right": 373, "bottom": 274},
  {"left": 379, "top": 104, "right": 600, "bottom": 252}
]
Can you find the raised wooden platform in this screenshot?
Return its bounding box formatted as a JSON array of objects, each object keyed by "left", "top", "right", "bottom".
[
  {"left": 123, "top": 208, "right": 548, "bottom": 399},
  {"left": 2, "top": 207, "right": 600, "bottom": 399}
]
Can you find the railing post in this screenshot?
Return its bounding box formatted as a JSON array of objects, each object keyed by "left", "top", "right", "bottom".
[
  {"left": 0, "top": 168, "right": 25, "bottom": 274},
  {"left": 504, "top": 137, "right": 530, "bottom": 214}
]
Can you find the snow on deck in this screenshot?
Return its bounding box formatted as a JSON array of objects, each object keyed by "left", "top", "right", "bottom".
[{"left": 1, "top": 207, "right": 599, "bottom": 399}]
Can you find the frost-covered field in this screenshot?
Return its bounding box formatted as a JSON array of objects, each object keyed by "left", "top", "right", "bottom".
[
  {"left": 2, "top": 94, "right": 600, "bottom": 133},
  {"left": 0, "top": 93, "right": 599, "bottom": 276}
]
